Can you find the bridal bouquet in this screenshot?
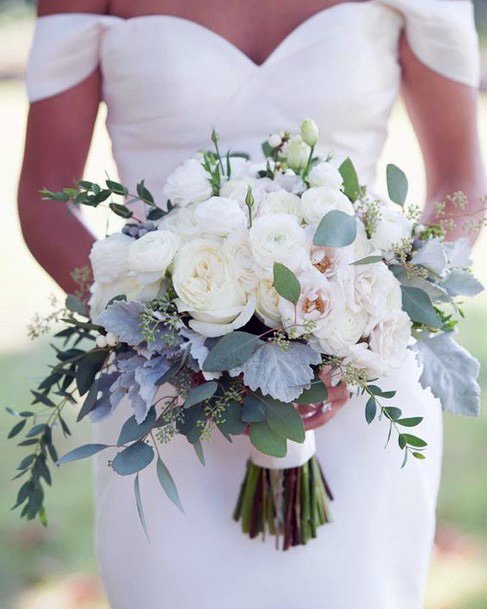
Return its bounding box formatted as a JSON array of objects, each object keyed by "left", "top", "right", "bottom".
[{"left": 8, "top": 120, "right": 482, "bottom": 549}]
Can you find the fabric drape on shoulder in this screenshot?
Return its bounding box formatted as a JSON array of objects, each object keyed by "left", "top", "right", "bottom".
[
  {"left": 378, "top": 0, "right": 480, "bottom": 87},
  {"left": 26, "top": 14, "right": 121, "bottom": 102}
]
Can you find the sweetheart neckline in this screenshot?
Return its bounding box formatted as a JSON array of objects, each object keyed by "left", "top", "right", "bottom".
[{"left": 39, "top": 1, "right": 381, "bottom": 69}]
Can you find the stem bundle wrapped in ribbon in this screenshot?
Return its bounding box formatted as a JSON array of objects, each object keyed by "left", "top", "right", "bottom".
[{"left": 234, "top": 430, "right": 333, "bottom": 549}]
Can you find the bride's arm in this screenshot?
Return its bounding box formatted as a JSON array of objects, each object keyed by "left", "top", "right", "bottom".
[
  {"left": 18, "top": 0, "right": 109, "bottom": 293},
  {"left": 399, "top": 35, "right": 486, "bottom": 243}
]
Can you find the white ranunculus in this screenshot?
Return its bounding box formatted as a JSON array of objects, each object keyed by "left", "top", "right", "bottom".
[
  {"left": 300, "top": 119, "right": 319, "bottom": 147},
  {"left": 370, "top": 204, "right": 413, "bottom": 252},
  {"left": 249, "top": 213, "right": 308, "bottom": 276},
  {"left": 159, "top": 207, "right": 202, "bottom": 241},
  {"left": 225, "top": 156, "right": 254, "bottom": 180},
  {"left": 89, "top": 233, "right": 133, "bottom": 284},
  {"left": 272, "top": 171, "right": 306, "bottom": 194},
  {"left": 127, "top": 230, "right": 180, "bottom": 284},
  {"left": 193, "top": 196, "right": 247, "bottom": 235},
  {"left": 282, "top": 135, "right": 311, "bottom": 172},
  {"left": 301, "top": 186, "right": 355, "bottom": 225},
  {"left": 172, "top": 239, "right": 252, "bottom": 336},
  {"left": 163, "top": 158, "right": 212, "bottom": 207},
  {"left": 255, "top": 279, "right": 282, "bottom": 328},
  {"left": 308, "top": 162, "right": 343, "bottom": 190},
  {"left": 220, "top": 178, "right": 266, "bottom": 215},
  {"left": 368, "top": 310, "right": 412, "bottom": 370},
  {"left": 223, "top": 231, "right": 259, "bottom": 295},
  {"left": 352, "top": 263, "right": 402, "bottom": 326},
  {"left": 260, "top": 190, "right": 303, "bottom": 221}
]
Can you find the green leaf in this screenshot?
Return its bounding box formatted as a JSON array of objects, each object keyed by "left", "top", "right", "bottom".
[
  {"left": 157, "top": 457, "right": 184, "bottom": 513},
  {"left": 137, "top": 180, "right": 155, "bottom": 205},
  {"left": 106, "top": 179, "right": 128, "bottom": 195},
  {"left": 386, "top": 163, "right": 408, "bottom": 206},
  {"left": 177, "top": 404, "right": 206, "bottom": 444},
  {"left": 265, "top": 401, "right": 305, "bottom": 443},
  {"left": 242, "top": 394, "right": 267, "bottom": 423},
  {"left": 398, "top": 434, "right": 407, "bottom": 449},
  {"left": 351, "top": 255, "right": 383, "bottom": 266},
  {"left": 249, "top": 421, "right": 287, "bottom": 458},
  {"left": 217, "top": 401, "right": 247, "bottom": 435},
  {"left": 65, "top": 294, "right": 89, "bottom": 317},
  {"left": 383, "top": 407, "right": 402, "bottom": 421},
  {"left": 8, "top": 419, "right": 26, "bottom": 439},
  {"left": 147, "top": 207, "right": 165, "bottom": 221},
  {"left": 365, "top": 396, "right": 377, "bottom": 424},
  {"left": 117, "top": 407, "right": 156, "bottom": 446},
  {"left": 75, "top": 350, "right": 108, "bottom": 396},
  {"left": 184, "top": 382, "right": 218, "bottom": 409},
  {"left": 57, "top": 443, "right": 108, "bottom": 464},
  {"left": 261, "top": 141, "right": 273, "bottom": 158},
  {"left": 193, "top": 440, "right": 206, "bottom": 465},
  {"left": 413, "top": 451, "right": 426, "bottom": 460},
  {"left": 202, "top": 331, "right": 263, "bottom": 372},
  {"left": 402, "top": 434, "right": 428, "bottom": 448},
  {"left": 397, "top": 417, "right": 423, "bottom": 427},
  {"left": 109, "top": 203, "right": 133, "bottom": 218},
  {"left": 313, "top": 210, "right": 357, "bottom": 248},
  {"left": 134, "top": 474, "right": 149, "bottom": 540},
  {"left": 76, "top": 379, "right": 100, "bottom": 422},
  {"left": 30, "top": 391, "right": 56, "bottom": 407},
  {"left": 401, "top": 286, "right": 442, "bottom": 328},
  {"left": 112, "top": 441, "right": 154, "bottom": 476},
  {"left": 155, "top": 359, "right": 182, "bottom": 386},
  {"left": 295, "top": 379, "right": 328, "bottom": 405},
  {"left": 366, "top": 385, "right": 383, "bottom": 396},
  {"left": 273, "top": 262, "right": 301, "bottom": 305},
  {"left": 25, "top": 423, "right": 49, "bottom": 438},
  {"left": 339, "top": 158, "right": 359, "bottom": 202}
]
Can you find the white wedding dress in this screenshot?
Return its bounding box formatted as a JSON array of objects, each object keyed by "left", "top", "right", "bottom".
[{"left": 26, "top": 2, "right": 479, "bottom": 608}]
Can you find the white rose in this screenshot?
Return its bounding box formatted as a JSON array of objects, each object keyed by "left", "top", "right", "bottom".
[
  {"left": 261, "top": 190, "right": 303, "bottom": 221},
  {"left": 163, "top": 158, "right": 212, "bottom": 207},
  {"left": 368, "top": 310, "right": 412, "bottom": 370},
  {"left": 352, "top": 263, "right": 402, "bottom": 326},
  {"left": 341, "top": 342, "right": 390, "bottom": 379},
  {"left": 282, "top": 135, "right": 310, "bottom": 172},
  {"left": 313, "top": 302, "right": 368, "bottom": 355},
  {"left": 172, "top": 239, "right": 253, "bottom": 337},
  {"left": 308, "top": 162, "right": 343, "bottom": 190},
  {"left": 370, "top": 204, "right": 413, "bottom": 252},
  {"left": 193, "top": 196, "right": 247, "bottom": 235},
  {"left": 159, "top": 207, "right": 202, "bottom": 241},
  {"left": 249, "top": 213, "right": 308, "bottom": 276},
  {"left": 127, "top": 230, "right": 180, "bottom": 284},
  {"left": 89, "top": 233, "right": 132, "bottom": 284},
  {"left": 89, "top": 276, "right": 160, "bottom": 320},
  {"left": 300, "top": 119, "right": 319, "bottom": 147},
  {"left": 255, "top": 279, "right": 282, "bottom": 328},
  {"left": 301, "top": 186, "right": 354, "bottom": 225},
  {"left": 223, "top": 231, "right": 259, "bottom": 295}
]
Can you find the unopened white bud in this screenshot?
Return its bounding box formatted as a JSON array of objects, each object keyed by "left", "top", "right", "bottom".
[
  {"left": 95, "top": 335, "right": 108, "bottom": 349},
  {"left": 105, "top": 331, "right": 119, "bottom": 347},
  {"left": 267, "top": 133, "right": 282, "bottom": 148},
  {"left": 300, "top": 118, "right": 319, "bottom": 147}
]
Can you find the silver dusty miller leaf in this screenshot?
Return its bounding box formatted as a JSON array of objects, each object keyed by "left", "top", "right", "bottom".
[
  {"left": 96, "top": 300, "right": 145, "bottom": 345},
  {"left": 412, "top": 333, "right": 481, "bottom": 416},
  {"left": 231, "top": 342, "right": 321, "bottom": 402}
]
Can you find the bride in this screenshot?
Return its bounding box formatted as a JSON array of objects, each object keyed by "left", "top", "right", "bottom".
[{"left": 19, "top": 1, "right": 484, "bottom": 608}]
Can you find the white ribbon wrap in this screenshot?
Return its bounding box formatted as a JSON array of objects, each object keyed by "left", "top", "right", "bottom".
[{"left": 249, "top": 430, "right": 316, "bottom": 469}]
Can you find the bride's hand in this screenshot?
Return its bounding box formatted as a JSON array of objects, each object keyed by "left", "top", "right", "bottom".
[{"left": 297, "top": 368, "right": 349, "bottom": 431}]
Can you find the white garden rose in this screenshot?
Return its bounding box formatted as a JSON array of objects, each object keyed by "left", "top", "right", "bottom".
[
  {"left": 282, "top": 135, "right": 310, "bottom": 172},
  {"left": 351, "top": 263, "right": 402, "bottom": 326},
  {"left": 249, "top": 213, "right": 308, "bottom": 276},
  {"left": 172, "top": 239, "right": 253, "bottom": 337},
  {"left": 308, "top": 162, "right": 343, "bottom": 190},
  {"left": 370, "top": 204, "right": 413, "bottom": 252},
  {"left": 193, "top": 196, "right": 247, "bottom": 236},
  {"left": 163, "top": 158, "right": 212, "bottom": 207},
  {"left": 313, "top": 301, "right": 369, "bottom": 355},
  {"left": 301, "top": 186, "right": 354, "bottom": 225},
  {"left": 126, "top": 230, "right": 180, "bottom": 285},
  {"left": 223, "top": 231, "right": 259, "bottom": 295},
  {"left": 368, "top": 310, "right": 411, "bottom": 370},
  {"left": 159, "top": 207, "right": 202, "bottom": 241},
  {"left": 341, "top": 342, "right": 390, "bottom": 379},
  {"left": 89, "top": 276, "right": 160, "bottom": 320},
  {"left": 261, "top": 190, "right": 303, "bottom": 220},
  {"left": 89, "top": 233, "right": 132, "bottom": 284},
  {"left": 255, "top": 279, "right": 282, "bottom": 328}
]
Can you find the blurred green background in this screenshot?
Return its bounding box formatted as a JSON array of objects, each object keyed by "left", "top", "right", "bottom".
[{"left": 0, "top": 2, "right": 486, "bottom": 609}]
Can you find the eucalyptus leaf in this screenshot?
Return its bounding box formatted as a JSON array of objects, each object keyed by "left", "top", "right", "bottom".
[
  {"left": 386, "top": 164, "right": 408, "bottom": 206},
  {"left": 412, "top": 333, "right": 481, "bottom": 416},
  {"left": 177, "top": 404, "right": 206, "bottom": 444},
  {"left": 57, "top": 443, "right": 108, "bottom": 465},
  {"left": 75, "top": 350, "right": 108, "bottom": 396},
  {"left": 249, "top": 421, "right": 287, "bottom": 458},
  {"left": 117, "top": 407, "right": 156, "bottom": 446},
  {"left": 217, "top": 401, "right": 247, "bottom": 435},
  {"left": 365, "top": 396, "right": 377, "bottom": 424},
  {"left": 401, "top": 286, "right": 442, "bottom": 328},
  {"left": 65, "top": 294, "right": 89, "bottom": 317},
  {"left": 339, "top": 157, "right": 359, "bottom": 202},
  {"left": 202, "top": 331, "right": 263, "bottom": 372},
  {"left": 112, "top": 441, "right": 154, "bottom": 476},
  {"left": 313, "top": 210, "right": 357, "bottom": 248},
  {"left": 265, "top": 400, "right": 305, "bottom": 443},
  {"left": 295, "top": 379, "right": 328, "bottom": 405},
  {"left": 231, "top": 341, "right": 321, "bottom": 402},
  {"left": 157, "top": 457, "right": 184, "bottom": 512},
  {"left": 134, "top": 474, "right": 149, "bottom": 540},
  {"left": 242, "top": 394, "right": 267, "bottom": 423},
  {"left": 273, "top": 262, "right": 301, "bottom": 305},
  {"left": 184, "top": 381, "right": 218, "bottom": 409},
  {"left": 351, "top": 255, "right": 383, "bottom": 266}
]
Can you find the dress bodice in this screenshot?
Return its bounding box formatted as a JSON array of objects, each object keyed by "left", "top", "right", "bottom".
[{"left": 26, "top": 0, "right": 479, "bottom": 194}]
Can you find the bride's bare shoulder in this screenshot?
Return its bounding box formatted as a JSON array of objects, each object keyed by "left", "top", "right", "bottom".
[{"left": 37, "top": 0, "right": 110, "bottom": 17}]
